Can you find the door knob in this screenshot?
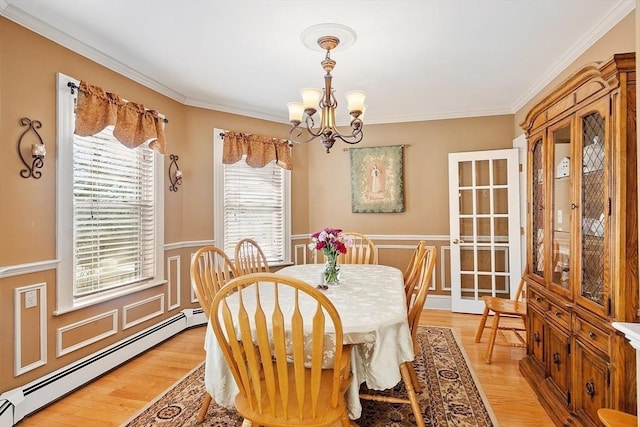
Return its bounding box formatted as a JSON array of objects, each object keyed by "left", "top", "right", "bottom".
[{"left": 453, "top": 238, "right": 465, "bottom": 244}]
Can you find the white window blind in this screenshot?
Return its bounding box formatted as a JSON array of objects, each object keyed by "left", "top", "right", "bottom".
[
  {"left": 73, "top": 127, "right": 156, "bottom": 296},
  {"left": 222, "top": 159, "right": 286, "bottom": 263}
]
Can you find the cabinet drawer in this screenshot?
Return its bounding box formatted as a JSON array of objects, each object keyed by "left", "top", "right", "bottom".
[
  {"left": 547, "top": 302, "right": 571, "bottom": 330},
  {"left": 528, "top": 287, "right": 549, "bottom": 311},
  {"left": 574, "top": 316, "right": 609, "bottom": 355}
]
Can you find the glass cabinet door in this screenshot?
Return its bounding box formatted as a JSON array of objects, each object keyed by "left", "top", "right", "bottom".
[
  {"left": 531, "top": 136, "right": 545, "bottom": 280},
  {"left": 551, "top": 122, "right": 572, "bottom": 297},
  {"left": 578, "top": 105, "right": 607, "bottom": 312}
]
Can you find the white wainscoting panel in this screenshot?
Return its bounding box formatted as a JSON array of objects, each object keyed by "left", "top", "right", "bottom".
[
  {"left": 441, "top": 246, "right": 451, "bottom": 291},
  {"left": 166, "top": 255, "right": 181, "bottom": 310},
  {"left": 189, "top": 251, "right": 198, "bottom": 304},
  {"left": 13, "top": 283, "right": 47, "bottom": 376},
  {"left": 293, "top": 243, "right": 310, "bottom": 265},
  {"left": 122, "top": 294, "right": 165, "bottom": 330},
  {"left": 57, "top": 310, "right": 118, "bottom": 357}
]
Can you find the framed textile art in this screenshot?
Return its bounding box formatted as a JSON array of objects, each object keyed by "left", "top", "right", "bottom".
[{"left": 350, "top": 145, "right": 404, "bottom": 213}]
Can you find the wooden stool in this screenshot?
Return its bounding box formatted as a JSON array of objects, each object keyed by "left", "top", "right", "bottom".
[{"left": 597, "top": 408, "right": 637, "bottom": 427}]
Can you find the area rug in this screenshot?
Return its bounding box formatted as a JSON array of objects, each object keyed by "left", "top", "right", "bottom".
[{"left": 122, "top": 326, "right": 498, "bottom": 426}]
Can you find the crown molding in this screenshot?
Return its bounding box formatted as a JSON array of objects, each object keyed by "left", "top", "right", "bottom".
[{"left": 511, "top": 0, "right": 635, "bottom": 113}]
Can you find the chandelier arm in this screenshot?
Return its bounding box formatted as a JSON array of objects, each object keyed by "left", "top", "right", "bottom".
[
  {"left": 288, "top": 126, "right": 325, "bottom": 145},
  {"left": 332, "top": 130, "right": 364, "bottom": 145},
  {"left": 303, "top": 114, "right": 318, "bottom": 132}
]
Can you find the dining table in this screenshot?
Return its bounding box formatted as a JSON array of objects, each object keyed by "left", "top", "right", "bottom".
[{"left": 203, "top": 263, "right": 415, "bottom": 420}]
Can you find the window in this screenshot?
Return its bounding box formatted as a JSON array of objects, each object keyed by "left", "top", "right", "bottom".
[
  {"left": 56, "top": 73, "right": 164, "bottom": 313},
  {"left": 213, "top": 129, "right": 290, "bottom": 265}
]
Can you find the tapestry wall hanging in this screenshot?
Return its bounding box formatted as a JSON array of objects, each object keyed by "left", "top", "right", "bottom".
[{"left": 350, "top": 145, "right": 404, "bottom": 213}]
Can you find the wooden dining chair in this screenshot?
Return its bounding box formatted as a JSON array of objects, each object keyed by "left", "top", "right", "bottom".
[
  {"left": 360, "top": 246, "right": 437, "bottom": 427},
  {"left": 339, "top": 231, "right": 377, "bottom": 264},
  {"left": 210, "top": 272, "right": 353, "bottom": 427},
  {"left": 403, "top": 240, "right": 427, "bottom": 308},
  {"left": 234, "top": 238, "right": 270, "bottom": 275},
  {"left": 474, "top": 276, "right": 527, "bottom": 364},
  {"left": 190, "top": 245, "right": 238, "bottom": 423}
]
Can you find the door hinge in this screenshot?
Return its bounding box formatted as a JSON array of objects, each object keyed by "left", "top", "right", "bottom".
[
  {"left": 567, "top": 391, "right": 571, "bottom": 405},
  {"left": 608, "top": 198, "right": 611, "bottom": 216},
  {"left": 521, "top": 226, "right": 524, "bottom": 236},
  {"left": 607, "top": 367, "right": 611, "bottom": 387},
  {"left": 519, "top": 163, "right": 523, "bottom": 172},
  {"left": 566, "top": 342, "right": 571, "bottom": 354}
]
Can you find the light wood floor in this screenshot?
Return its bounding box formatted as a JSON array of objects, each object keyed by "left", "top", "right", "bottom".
[{"left": 17, "top": 310, "right": 554, "bottom": 426}]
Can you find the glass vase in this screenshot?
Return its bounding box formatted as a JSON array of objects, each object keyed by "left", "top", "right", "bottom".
[{"left": 323, "top": 257, "right": 341, "bottom": 285}]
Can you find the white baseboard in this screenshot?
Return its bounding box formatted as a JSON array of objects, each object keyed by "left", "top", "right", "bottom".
[
  {"left": 0, "top": 308, "right": 207, "bottom": 427},
  {"left": 424, "top": 295, "right": 451, "bottom": 311}
]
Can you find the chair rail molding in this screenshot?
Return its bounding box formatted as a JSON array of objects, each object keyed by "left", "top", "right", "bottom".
[{"left": 0, "top": 259, "right": 58, "bottom": 279}]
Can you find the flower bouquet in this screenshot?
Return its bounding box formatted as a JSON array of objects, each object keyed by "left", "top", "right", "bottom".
[{"left": 309, "top": 228, "right": 352, "bottom": 285}]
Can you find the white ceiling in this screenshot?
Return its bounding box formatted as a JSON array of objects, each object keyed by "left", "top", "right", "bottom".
[{"left": 1, "top": 0, "right": 635, "bottom": 125}]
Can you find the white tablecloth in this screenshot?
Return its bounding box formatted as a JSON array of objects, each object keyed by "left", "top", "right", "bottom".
[{"left": 203, "top": 263, "right": 415, "bottom": 419}]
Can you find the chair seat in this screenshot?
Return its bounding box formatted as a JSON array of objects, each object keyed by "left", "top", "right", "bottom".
[
  {"left": 597, "top": 408, "right": 638, "bottom": 427},
  {"left": 475, "top": 278, "right": 528, "bottom": 364},
  {"left": 481, "top": 295, "right": 527, "bottom": 316}
]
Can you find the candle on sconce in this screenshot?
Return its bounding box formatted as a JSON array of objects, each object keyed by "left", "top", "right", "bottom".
[
  {"left": 175, "top": 169, "right": 183, "bottom": 183},
  {"left": 31, "top": 143, "right": 46, "bottom": 158}
]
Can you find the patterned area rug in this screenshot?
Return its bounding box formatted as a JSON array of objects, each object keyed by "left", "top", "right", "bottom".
[{"left": 122, "top": 326, "right": 498, "bottom": 426}]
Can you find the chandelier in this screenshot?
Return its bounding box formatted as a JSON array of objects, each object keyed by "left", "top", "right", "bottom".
[{"left": 287, "top": 27, "right": 366, "bottom": 153}]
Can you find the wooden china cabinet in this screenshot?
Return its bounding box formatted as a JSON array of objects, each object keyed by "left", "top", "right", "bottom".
[{"left": 519, "top": 53, "right": 638, "bottom": 426}]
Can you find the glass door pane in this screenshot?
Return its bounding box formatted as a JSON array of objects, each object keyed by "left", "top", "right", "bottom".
[
  {"left": 580, "top": 111, "right": 605, "bottom": 305},
  {"left": 531, "top": 137, "right": 545, "bottom": 277},
  {"left": 552, "top": 125, "right": 571, "bottom": 292}
]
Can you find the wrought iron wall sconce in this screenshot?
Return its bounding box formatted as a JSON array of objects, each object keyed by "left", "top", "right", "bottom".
[
  {"left": 168, "top": 154, "right": 183, "bottom": 191},
  {"left": 17, "top": 117, "right": 46, "bottom": 179}
]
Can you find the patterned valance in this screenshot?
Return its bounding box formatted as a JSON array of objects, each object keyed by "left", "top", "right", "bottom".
[
  {"left": 74, "top": 81, "right": 167, "bottom": 153},
  {"left": 222, "top": 131, "right": 292, "bottom": 170}
]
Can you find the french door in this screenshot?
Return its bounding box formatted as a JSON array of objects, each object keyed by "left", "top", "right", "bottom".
[{"left": 448, "top": 149, "right": 522, "bottom": 313}]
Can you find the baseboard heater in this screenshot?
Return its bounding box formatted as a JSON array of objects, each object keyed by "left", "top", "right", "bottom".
[{"left": 0, "top": 308, "right": 207, "bottom": 427}]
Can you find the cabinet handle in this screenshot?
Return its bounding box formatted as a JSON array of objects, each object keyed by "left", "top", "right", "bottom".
[
  {"left": 585, "top": 380, "right": 596, "bottom": 399},
  {"left": 535, "top": 297, "right": 542, "bottom": 303},
  {"left": 589, "top": 331, "right": 597, "bottom": 340},
  {"left": 533, "top": 332, "right": 541, "bottom": 343},
  {"left": 553, "top": 352, "right": 561, "bottom": 365},
  {"left": 555, "top": 311, "right": 562, "bottom": 317}
]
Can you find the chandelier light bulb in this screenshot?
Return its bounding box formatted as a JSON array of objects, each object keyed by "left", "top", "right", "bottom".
[
  {"left": 300, "top": 88, "right": 323, "bottom": 114},
  {"left": 287, "top": 102, "right": 304, "bottom": 124},
  {"left": 345, "top": 90, "right": 367, "bottom": 114}
]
